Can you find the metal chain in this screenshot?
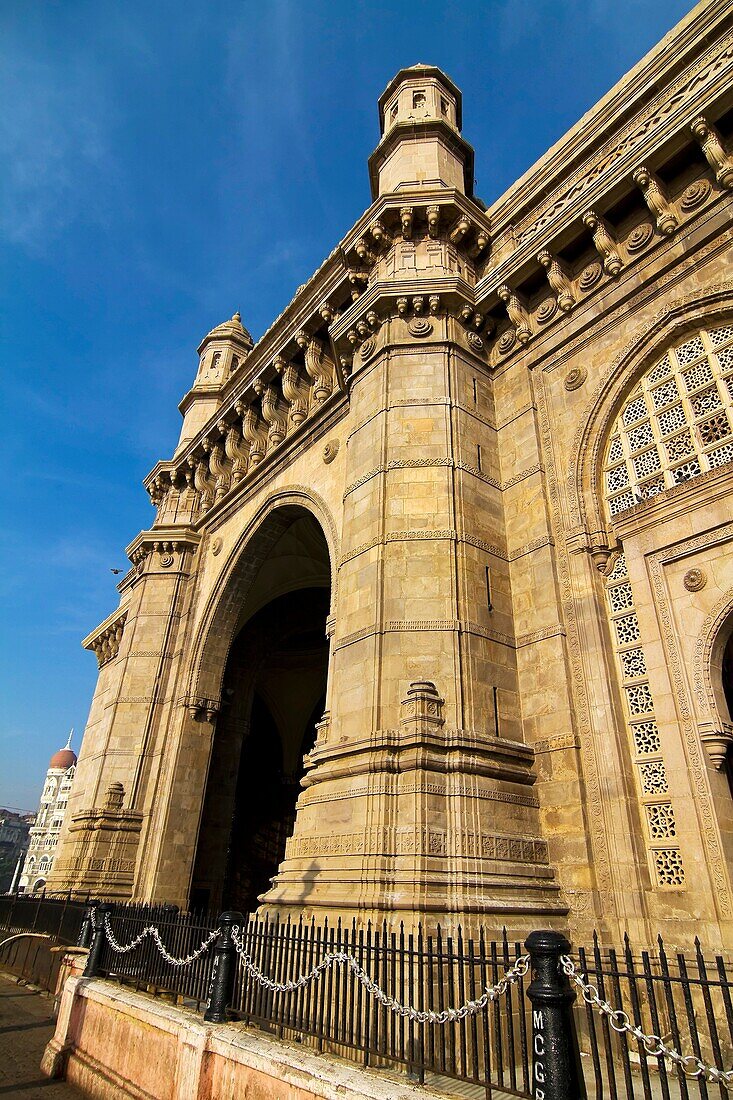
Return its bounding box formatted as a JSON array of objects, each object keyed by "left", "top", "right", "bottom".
[
  {"left": 102, "top": 914, "right": 220, "bottom": 967},
  {"left": 231, "top": 927, "right": 529, "bottom": 1024},
  {"left": 560, "top": 955, "right": 733, "bottom": 1089}
]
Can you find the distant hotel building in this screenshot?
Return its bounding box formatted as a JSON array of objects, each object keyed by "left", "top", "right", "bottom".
[
  {"left": 0, "top": 812, "right": 32, "bottom": 893},
  {"left": 19, "top": 734, "right": 77, "bottom": 894}
]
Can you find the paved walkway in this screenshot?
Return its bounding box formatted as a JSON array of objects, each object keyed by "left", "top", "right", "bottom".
[{"left": 0, "top": 972, "right": 85, "bottom": 1098}]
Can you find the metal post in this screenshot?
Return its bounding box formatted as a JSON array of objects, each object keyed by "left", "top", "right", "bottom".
[
  {"left": 77, "top": 901, "right": 98, "bottom": 949},
  {"left": 83, "top": 903, "right": 112, "bottom": 978},
  {"left": 204, "top": 911, "right": 242, "bottom": 1023},
  {"left": 525, "top": 930, "right": 586, "bottom": 1100}
]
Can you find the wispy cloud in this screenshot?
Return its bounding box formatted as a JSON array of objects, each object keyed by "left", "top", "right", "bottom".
[{"left": 0, "top": 45, "right": 111, "bottom": 249}]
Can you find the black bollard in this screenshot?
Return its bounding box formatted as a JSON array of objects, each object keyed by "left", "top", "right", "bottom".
[
  {"left": 525, "top": 930, "right": 586, "bottom": 1100},
  {"left": 77, "top": 901, "right": 99, "bottom": 949},
  {"left": 83, "top": 903, "right": 112, "bottom": 978},
  {"left": 204, "top": 911, "right": 243, "bottom": 1024}
]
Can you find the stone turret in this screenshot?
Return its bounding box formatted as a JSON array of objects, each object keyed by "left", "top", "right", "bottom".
[
  {"left": 368, "top": 64, "right": 475, "bottom": 198},
  {"left": 176, "top": 311, "right": 253, "bottom": 454}
]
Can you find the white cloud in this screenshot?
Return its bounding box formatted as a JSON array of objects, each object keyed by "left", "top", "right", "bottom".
[{"left": 0, "top": 47, "right": 111, "bottom": 248}]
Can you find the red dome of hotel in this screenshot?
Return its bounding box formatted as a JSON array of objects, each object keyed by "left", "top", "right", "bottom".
[{"left": 49, "top": 732, "right": 77, "bottom": 770}]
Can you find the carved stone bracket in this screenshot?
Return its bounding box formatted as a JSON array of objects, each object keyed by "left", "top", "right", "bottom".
[
  {"left": 697, "top": 719, "right": 733, "bottom": 770},
  {"left": 632, "top": 166, "right": 678, "bottom": 236},
  {"left": 537, "top": 249, "right": 575, "bottom": 313},
  {"left": 691, "top": 116, "right": 733, "bottom": 189},
  {"left": 84, "top": 611, "right": 128, "bottom": 668},
  {"left": 182, "top": 696, "right": 221, "bottom": 723},
  {"left": 125, "top": 528, "right": 200, "bottom": 574},
  {"left": 582, "top": 210, "right": 623, "bottom": 276},
  {"left": 497, "top": 284, "right": 531, "bottom": 345}
]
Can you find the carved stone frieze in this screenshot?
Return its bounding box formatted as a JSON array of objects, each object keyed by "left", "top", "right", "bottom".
[{"left": 514, "top": 33, "right": 733, "bottom": 246}]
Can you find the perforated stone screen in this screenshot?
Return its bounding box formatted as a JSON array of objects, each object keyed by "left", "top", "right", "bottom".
[{"left": 604, "top": 325, "right": 733, "bottom": 518}]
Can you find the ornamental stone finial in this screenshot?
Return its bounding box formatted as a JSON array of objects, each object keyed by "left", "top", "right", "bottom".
[{"left": 400, "top": 680, "right": 445, "bottom": 735}]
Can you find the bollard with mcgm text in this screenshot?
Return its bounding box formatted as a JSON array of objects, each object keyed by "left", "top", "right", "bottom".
[
  {"left": 204, "top": 911, "right": 243, "bottom": 1024},
  {"left": 77, "top": 901, "right": 98, "bottom": 949},
  {"left": 83, "top": 903, "right": 112, "bottom": 978},
  {"left": 525, "top": 930, "right": 586, "bottom": 1100}
]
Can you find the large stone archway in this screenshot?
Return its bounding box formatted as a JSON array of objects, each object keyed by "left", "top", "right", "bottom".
[
  {"left": 190, "top": 586, "right": 330, "bottom": 914},
  {"left": 188, "top": 507, "right": 332, "bottom": 914}
]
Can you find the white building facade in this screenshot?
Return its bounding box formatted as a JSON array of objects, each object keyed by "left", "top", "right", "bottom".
[{"left": 19, "top": 735, "right": 77, "bottom": 894}]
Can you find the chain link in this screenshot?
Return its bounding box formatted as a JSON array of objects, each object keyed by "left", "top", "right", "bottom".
[
  {"left": 560, "top": 955, "right": 733, "bottom": 1089},
  {"left": 231, "top": 927, "right": 528, "bottom": 1024},
  {"left": 102, "top": 914, "right": 220, "bottom": 967}
]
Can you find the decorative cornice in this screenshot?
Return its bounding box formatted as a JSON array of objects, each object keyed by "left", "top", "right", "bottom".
[
  {"left": 82, "top": 611, "right": 128, "bottom": 668},
  {"left": 486, "top": 5, "right": 732, "bottom": 245},
  {"left": 126, "top": 527, "right": 201, "bottom": 569}
]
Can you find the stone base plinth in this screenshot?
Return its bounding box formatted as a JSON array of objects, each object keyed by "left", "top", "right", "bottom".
[{"left": 44, "top": 975, "right": 457, "bottom": 1100}]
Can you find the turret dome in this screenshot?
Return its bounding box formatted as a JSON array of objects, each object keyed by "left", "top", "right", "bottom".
[{"left": 197, "top": 311, "right": 254, "bottom": 355}]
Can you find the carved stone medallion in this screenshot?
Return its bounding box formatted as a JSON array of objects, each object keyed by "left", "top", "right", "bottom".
[
  {"left": 323, "top": 439, "right": 340, "bottom": 464},
  {"left": 536, "top": 298, "right": 558, "bottom": 324},
  {"left": 564, "top": 367, "right": 587, "bottom": 391},
  {"left": 408, "top": 317, "right": 433, "bottom": 338},
  {"left": 626, "top": 222, "right": 654, "bottom": 253},
  {"left": 497, "top": 329, "right": 516, "bottom": 354},
  {"left": 360, "top": 336, "right": 377, "bottom": 362},
  {"left": 680, "top": 179, "right": 711, "bottom": 211},
  {"left": 159, "top": 553, "right": 174, "bottom": 568},
  {"left": 683, "top": 567, "right": 707, "bottom": 592},
  {"left": 466, "top": 331, "right": 484, "bottom": 352},
  {"left": 211, "top": 537, "right": 222, "bottom": 556},
  {"left": 578, "top": 261, "right": 603, "bottom": 291}
]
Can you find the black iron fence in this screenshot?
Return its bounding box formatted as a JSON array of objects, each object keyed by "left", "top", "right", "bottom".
[
  {"left": 230, "top": 916, "right": 534, "bottom": 1098},
  {"left": 573, "top": 932, "right": 733, "bottom": 1100},
  {"left": 96, "top": 904, "right": 219, "bottom": 1012},
  {"left": 0, "top": 892, "right": 87, "bottom": 947},
  {"left": 2, "top": 895, "right": 732, "bottom": 1098}
]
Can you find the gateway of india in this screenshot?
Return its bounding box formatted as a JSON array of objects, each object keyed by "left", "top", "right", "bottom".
[{"left": 49, "top": 0, "right": 733, "bottom": 949}]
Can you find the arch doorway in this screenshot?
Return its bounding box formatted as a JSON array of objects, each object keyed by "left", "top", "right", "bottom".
[{"left": 189, "top": 509, "right": 331, "bottom": 915}]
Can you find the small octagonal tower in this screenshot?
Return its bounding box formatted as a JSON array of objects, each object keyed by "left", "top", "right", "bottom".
[
  {"left": 368, "top": 64, "right": 475, "bottom": 198},
  {"left": 176, "top": 311, "right": 253, "bottom": 453}
]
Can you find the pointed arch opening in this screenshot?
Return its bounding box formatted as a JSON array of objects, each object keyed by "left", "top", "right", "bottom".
[{"left": 189, "top": 506, "right": 332, "bottom": 914}]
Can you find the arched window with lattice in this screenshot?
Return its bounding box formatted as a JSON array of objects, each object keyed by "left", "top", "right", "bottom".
[{"left": 603, "top": 324, "right": 733, "bottom": 518}]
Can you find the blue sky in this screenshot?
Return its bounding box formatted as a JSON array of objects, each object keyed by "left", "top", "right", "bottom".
[{"left": 0, "top": 0, "right": 694, "bottom": 810}]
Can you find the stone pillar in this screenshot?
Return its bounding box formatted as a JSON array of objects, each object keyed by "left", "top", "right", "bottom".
[
  {"left": 48, "top": 531, "right": 200, "bottom": 899},
  {"left": 261, "top": 307, "right": 566, "bottom": 933}
]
